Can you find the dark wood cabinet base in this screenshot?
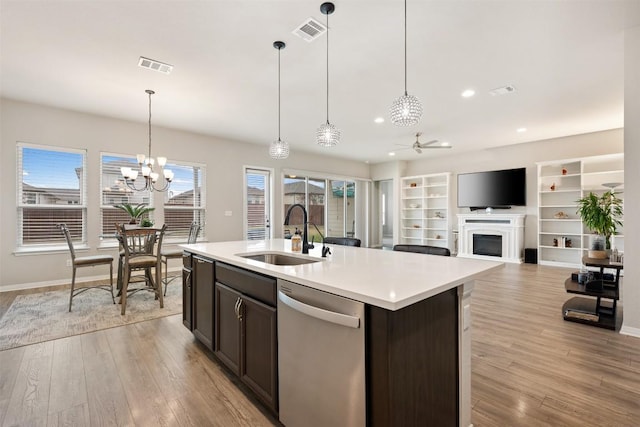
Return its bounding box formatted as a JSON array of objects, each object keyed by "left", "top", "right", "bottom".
[{"left": 366, "top": 287, "right": 459, "bottom": 427}]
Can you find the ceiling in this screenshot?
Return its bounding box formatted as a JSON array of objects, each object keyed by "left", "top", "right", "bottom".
[{"left": 2, "top": 1, "right": 639, "bottom": 164}]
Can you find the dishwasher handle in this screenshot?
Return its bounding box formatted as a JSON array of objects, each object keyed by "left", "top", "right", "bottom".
[{"left": 278, "top": 290, "right": 360, "bottom": 329}]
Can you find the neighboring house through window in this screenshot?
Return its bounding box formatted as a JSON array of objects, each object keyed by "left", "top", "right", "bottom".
[
  {"left": 100, "top": 153, "right": 152, "bottom": 237},
  {"left": 163, "top": 161, "right": 205, "bottom": 239},
  {"left": 17, "top": 142, "right": 86, "bottom": 249}
]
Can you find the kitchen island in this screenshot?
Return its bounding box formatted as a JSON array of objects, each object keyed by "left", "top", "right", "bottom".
[{"left": 181, "top": 239, "right": 502, "bottom": 427}]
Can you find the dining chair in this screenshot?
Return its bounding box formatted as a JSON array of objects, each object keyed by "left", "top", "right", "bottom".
[
  {"left": 392, "top": 244, "right": 451, "bottom": 256},
  {"left": 118, "top": 224, "right": 167, "bottom": 315},
  {"left": 161, "top": 221, "right": 201, "bottom": 295},
  {"left": 58, "top": 223, "right": 115, "bottom": 312},
  {"left": 323, "top": 237, "right": 362, "bottom": 247}
]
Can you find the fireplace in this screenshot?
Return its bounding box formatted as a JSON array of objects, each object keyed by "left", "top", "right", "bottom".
[
  {"left": 473, "top": 234, "right": 502, "bottom": 257},
  {"left": 457, "top": 214, "right": 525, "bottom": 263}
]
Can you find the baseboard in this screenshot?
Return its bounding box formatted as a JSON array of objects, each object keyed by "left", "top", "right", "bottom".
[
  {"left": 0, "top": 266, "right": 182, "bottom": 293},
  {"left": 620, "top": 325, "right": 640, "bottom": 338}
]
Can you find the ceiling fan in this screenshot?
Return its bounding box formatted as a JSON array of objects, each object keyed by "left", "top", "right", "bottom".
[{"left": 395, "top": 132, "right": 452, "bottom": 154}]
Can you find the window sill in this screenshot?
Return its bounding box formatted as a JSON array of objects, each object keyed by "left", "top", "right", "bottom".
[{"left": 14, "top": 244, "right": 89, "bottom": 256}]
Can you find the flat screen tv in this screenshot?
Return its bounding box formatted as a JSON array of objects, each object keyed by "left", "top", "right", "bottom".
[{"left": 457, "top": 167, "right": 526, "bottom": 209}]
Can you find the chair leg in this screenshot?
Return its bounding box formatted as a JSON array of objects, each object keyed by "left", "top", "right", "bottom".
[
  {"left": 69, "top": 266, "right": 77, "bottom": 312},
  {"left": 157, "top": 264, "right": 164, "bottom": 309},
  {"left": 109, "top": 262, "right": 115, "bottom": 304},
  {"left": 121, "top": 268, "right": 129, "bottom": 315},
  {"left": 163, "top": 258, "right": 168, "bottom": 296}
]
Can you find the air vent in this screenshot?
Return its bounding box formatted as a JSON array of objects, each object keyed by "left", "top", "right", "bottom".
[
  {"left": 292, "top": 17, "right": 327, "bottom": 42},
  {"left": 489, "top": 85, "right": 516, "bottom": 96},
  {"left": 138, "top": 56, "right": 173, "bottom": 74}
]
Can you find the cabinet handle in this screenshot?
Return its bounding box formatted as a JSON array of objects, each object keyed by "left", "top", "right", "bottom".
[
  {"left": 237, "top": 298, "right": 243, "bottom": 322},
  {"left": 234, "top": 297, "right": 241, "bottom": 318}
]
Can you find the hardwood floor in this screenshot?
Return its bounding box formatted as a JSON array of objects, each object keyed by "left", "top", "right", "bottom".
[{"left": 0, "top": 263, "right": 638, "bottom": 426}]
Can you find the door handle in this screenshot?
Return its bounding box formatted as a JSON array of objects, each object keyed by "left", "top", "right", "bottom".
[{"left": 278, "top": 290, "right": 360, "bottom": 328}]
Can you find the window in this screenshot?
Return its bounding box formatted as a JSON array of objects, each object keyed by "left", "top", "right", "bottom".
[
  {"left": 283, "top": 175, "right": 327, "bottom": 242},
  {"left": 245, "top": 168, "right": 271, "bottom": 240},
  {"left": 17, "top": 143, "right": 86, "bottom": 248},
  {"left": 163, "top": 161, "right": 205, "bottom": 239},
  {"left": 100, "top": 153, "right": 152, "bottom": 237}
]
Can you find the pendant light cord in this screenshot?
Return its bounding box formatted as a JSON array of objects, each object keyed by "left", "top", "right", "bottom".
[
  {"left": 148, "top": 91, "right": 152, "bottom": 159},
  {"left": 278, "top": 47, "right": 281, "bottom": 140},
  {"left": 326, "top": 11, "right": 330, "bottom": 123},
  {"left": 404, "top": 0, "right": 408, "bottom": 95}
]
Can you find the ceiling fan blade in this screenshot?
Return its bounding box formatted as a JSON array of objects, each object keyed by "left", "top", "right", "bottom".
[
  {"left": 414, "top": 146, "right": 422, "bottom": 154},
  {"left": 419, "top": 139, "right": 452, "bottom": 149}
]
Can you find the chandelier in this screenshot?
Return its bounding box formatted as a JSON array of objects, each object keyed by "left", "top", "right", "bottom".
[
  {"left": 316, "top": 2, "right": 341, "bottom": 147},
  {"left": 121, "top": 89, "right": 174, "bottom": 192},
  {"left": 389, "top": 0, "right": 423, "bottom": 126}
]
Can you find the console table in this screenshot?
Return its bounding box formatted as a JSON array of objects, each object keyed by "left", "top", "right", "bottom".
[{"left": 562, "top": 256, "right": 623, "bottom": 330}]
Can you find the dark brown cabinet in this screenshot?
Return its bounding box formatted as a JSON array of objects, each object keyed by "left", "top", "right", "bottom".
[
  {"left": 214, "top": 283, "right": 241, "bottom": 373},
  {"left": 182, "top": 252, "right": 193, "bottom": 330},
  {"left": 214, "top": 263, "right": 278, "bottom": 412},
  {"left": 193, "top": 256, "right": 215, "bottom": 350}
]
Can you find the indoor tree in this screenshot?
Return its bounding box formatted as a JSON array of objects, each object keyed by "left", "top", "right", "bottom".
[{"left": 576, "top": 191, "right": 623, "bottom": 251}]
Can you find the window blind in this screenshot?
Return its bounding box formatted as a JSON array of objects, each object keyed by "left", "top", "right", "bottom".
[
  {"left": 100, "top": 153, "right": 152, "bottom": 237},
  {"left": 164, "top": 162, "right": 205, "bottom": 238},
  {"left": 17, "top": 143, "right": 87, "bottom": 246}
]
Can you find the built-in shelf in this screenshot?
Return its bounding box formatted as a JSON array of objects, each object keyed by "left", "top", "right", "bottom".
[
  {"left": 400, "top": 173, "right": 452, "bottom": 249},
  {"left": 537, "top": 153, "right": 624, "bottom": 268}
]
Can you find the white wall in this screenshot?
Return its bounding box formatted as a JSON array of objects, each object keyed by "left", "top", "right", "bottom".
[
  {"left": 402, "top": 129, "right": 624, "bottom": 249},
  {"left": 0, "top": 99, "right": 370, "bottom": 289},
  {"left": 622, "top": 26, "right": 640, "bottom": 336}
]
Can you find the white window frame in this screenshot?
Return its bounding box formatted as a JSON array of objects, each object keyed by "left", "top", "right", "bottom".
[
  {"left": 16, "top": 142, "right": 87, "bottom": 253},
  {"left": 99, "top": 152, "right": 153, "bottom": 247},
  {"left": 163, "top": 159, "right": 206, "bottom": 243}
]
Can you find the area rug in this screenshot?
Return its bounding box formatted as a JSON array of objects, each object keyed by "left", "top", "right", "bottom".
[{"left": 0, "top": 281, "right": 182, "bottom": 351}]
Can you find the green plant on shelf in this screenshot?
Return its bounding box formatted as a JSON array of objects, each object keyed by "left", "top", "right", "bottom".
[{"left": 576, "top": 191, "right": 622, "bottom": 250}]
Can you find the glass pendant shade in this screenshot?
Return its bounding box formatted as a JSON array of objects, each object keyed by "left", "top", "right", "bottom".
[
  {"left": 270, "top": 138, "right": 290, "bottom": 159},
  {"left": 390, "top": 92, "right": 423, "bottom": 126},
  {"left": 316, "top": 121, "right": 341, "bottom": 147}
]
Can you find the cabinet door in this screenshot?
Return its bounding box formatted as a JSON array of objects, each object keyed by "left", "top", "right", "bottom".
[
  {"left": 240, "top": 294, "right": 278, "bottom": 411},
  {"left": 193, "top": 256, "right": 214, "bottom": 349},
  {"left": 214, "top": 283, "right": 242, "bottom": 375},
  {"left": 182, "top": 267, "right": 192, "bottom": 330}
]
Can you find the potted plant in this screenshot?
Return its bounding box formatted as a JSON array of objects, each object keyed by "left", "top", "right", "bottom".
[
  {"left": 114, "top": 203, "right": 155, "bottom": 225},
  {"left": 576, "top": 191, "right": 623, "bottom": 259}
]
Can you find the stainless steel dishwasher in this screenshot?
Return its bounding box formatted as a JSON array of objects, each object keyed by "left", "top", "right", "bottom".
[{"left": 277, "top": 279, "right": 365, "bottom": 427}]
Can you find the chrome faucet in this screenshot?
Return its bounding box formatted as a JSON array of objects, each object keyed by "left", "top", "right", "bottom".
[{"left": 284, "top": 204, "right": 310, "bottom": 254}]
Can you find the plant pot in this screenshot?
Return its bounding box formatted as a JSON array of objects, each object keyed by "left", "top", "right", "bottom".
[{"left": 588, "top": 250, "right": 608, "bottom": 259}]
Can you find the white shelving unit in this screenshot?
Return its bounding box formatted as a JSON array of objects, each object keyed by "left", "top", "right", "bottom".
[
  {"left": 537, "top": 153, "right": 624, "bottom": 268},
  {"left": 400, "top": 173, "right": 452, "bottom": 250}
]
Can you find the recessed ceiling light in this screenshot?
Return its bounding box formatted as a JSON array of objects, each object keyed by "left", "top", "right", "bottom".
[
  {"left": 517, "top": 127, "right": 527, "bottom": 133},
  {"left": 441, "top": 141, "right": 450, "bottom": 146},
  {"left": 374, "top": 117, "right": 385, "bottom": 124},
  {"left": 461, "top": 89, "right": 475, "bottom": 98},
  {"left": 388, "top": 152, "right": 396, "bottom": 156}
]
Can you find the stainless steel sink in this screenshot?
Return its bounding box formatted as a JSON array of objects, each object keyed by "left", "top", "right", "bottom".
[{"left": 238, "top": 252, "right": 321, "bottom": 266}]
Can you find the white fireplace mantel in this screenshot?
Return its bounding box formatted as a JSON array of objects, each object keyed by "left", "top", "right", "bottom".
[{"left": 457, "top": 214, "right": 525, "bottom": 263}]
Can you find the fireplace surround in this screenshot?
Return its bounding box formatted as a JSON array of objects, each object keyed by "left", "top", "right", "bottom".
[{"left": 457, "top": 214, "right": 525, "bottom": 263}]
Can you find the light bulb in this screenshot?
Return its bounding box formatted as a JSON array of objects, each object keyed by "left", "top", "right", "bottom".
[
  {"left": 164, "top": 169, "right": 174, "bottom": 181},
  {"left": 150, "top": 172, "right": 159, "bottom": 182},
  {"left": 141, "top": 166, "right": 151, "bottom": 177},
  {"left": 121, "top": 167, "right": 132, "bottom": 179},
  {"left": 136, "top": 154, "right": 145, "bottom": 164},
  {"left": 157, "top": 157, "right": 167, "bottom": 167}
]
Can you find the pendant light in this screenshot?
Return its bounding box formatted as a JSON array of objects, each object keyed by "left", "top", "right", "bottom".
[
  {"left": 121, "top": 89, "right": 174, "bottom": 192},
  {"left": 316, "top": 2, "right": 341, "bottom": 147},
  {"left": 269, "top": 41, "right": 290, "bottom": 159},
  {"left": 389, "top": 0, "right": 423, "bottom": 126}
]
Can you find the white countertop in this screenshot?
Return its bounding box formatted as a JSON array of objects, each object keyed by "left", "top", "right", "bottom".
[{"left": 181, "top": 239, "right": 503, "bottom": 311}]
